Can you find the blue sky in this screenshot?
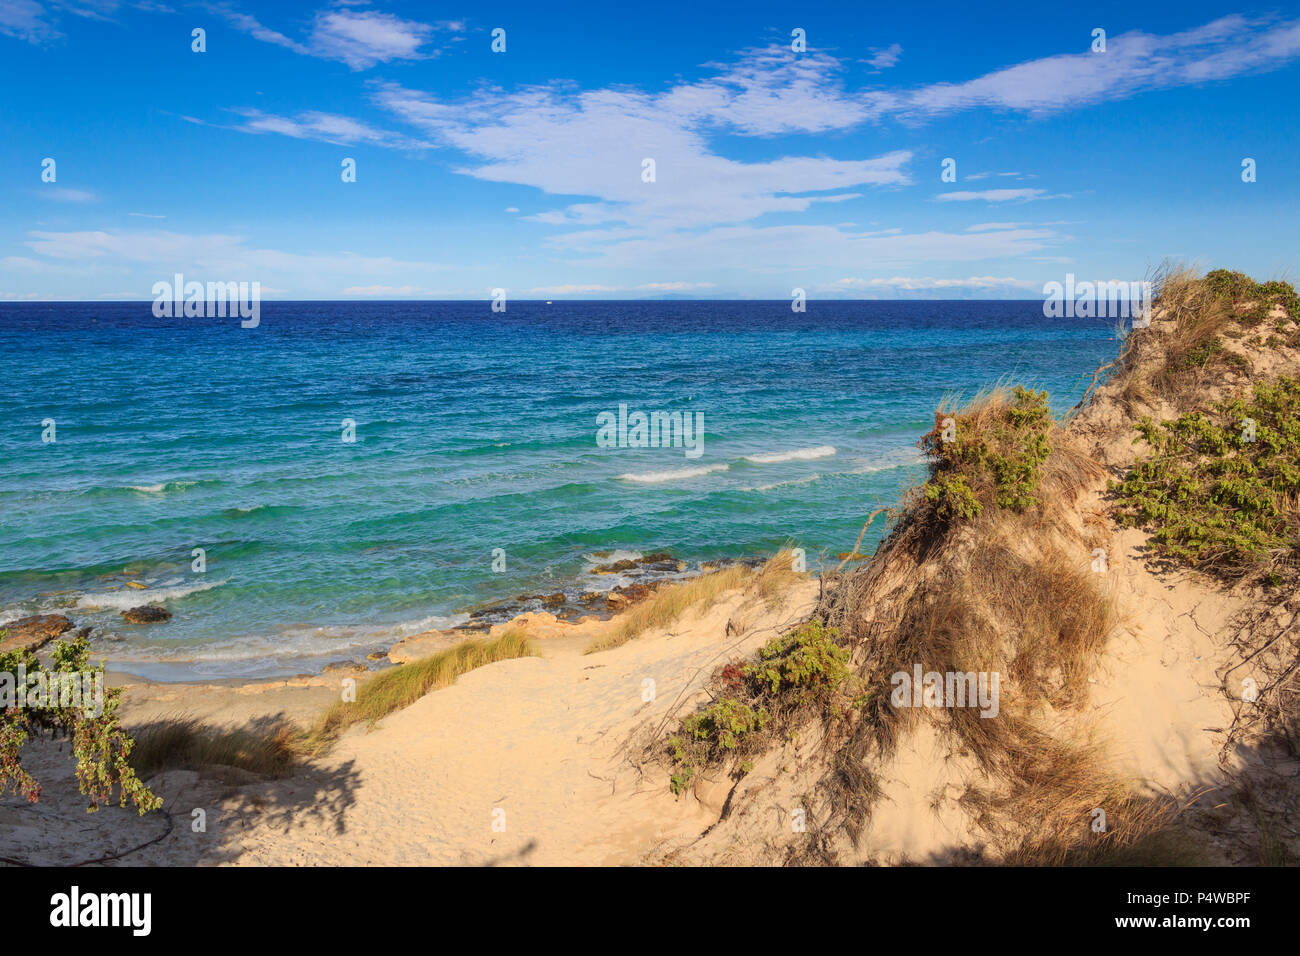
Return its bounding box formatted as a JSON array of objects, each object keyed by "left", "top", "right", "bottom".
[{"left": 1, "top": 0, "right": 1297, "bottom": 300}]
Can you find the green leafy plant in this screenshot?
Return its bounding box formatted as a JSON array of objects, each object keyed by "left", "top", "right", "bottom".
[
  {"left": 1203, "top": 269, "right": 1300, "bottom": 328},
  {"left": 746, "top": 620, "right": 851, "bottom": 699},
  {"left": 0, "top": 631, "right": 161, "bottom": 814},
  {"left": 919, "top": 385, "right": 1054, "bottom": 521},
  {"left": 1112, "top": 375, "right": 1300, "bottom": 577},
  {"left": 664, "top": 620, "right": 855, "bottom": 796}
]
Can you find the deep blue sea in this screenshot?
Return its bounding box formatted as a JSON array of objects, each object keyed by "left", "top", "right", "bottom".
[{"left": 0, "top": 301, "right": 1119, "bottom": 679}]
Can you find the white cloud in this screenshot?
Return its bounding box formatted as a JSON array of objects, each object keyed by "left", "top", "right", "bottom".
[
  {"left": 865, "top": 43, "right": 902, "bottom": 70},
  {"left": 19, "top": 229, "right": 450, "bottom": 282},
  {"left": 528, "top": 284, "right": 620, "bottom": 295},
  {"left": 339, "top": 284, "right": 426, "bottom": 296},
  {"left": 199, "top": 15, "right": 1300, "bottom": 282},
  {"left": 39, "top": 186, "right": 96, "bottom": 202},
  {"left": 935, "top": 189, "right": 1065, "bottom": 203},
  {"left": 0, "top": 0, "right": 55, "bottom": 43},
  {"left": 825, "top": 275, "right": 1039, "bottom": 297},
  {"left": 865, "top": 15, "right": 1300, "bottom": 118},
  {"left": 966, "top": 222, "right": 1022, "bottom": 230},
  {"left": 636, "top": 281, "right": 715, "bottom": 291},
  {"left": 309, "top": 8, "right": 432, "bottom": 69},
  {"left": 219, "top": 5, "right": 443, "bottom": 70},
  {"left": 231, "top": 108, "right": 425, "bottom": 148},
  {"left": 526, "top": 280, "right": 718, "bottom": 295},
  {"left": 367, "top": 52, "right": 912, "bottom": 236},
  {"left": 541, "top": 223, "right": 1059, "bottom": 273}
]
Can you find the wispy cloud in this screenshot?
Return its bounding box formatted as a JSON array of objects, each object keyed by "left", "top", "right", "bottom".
[
  {"left": 0, "top": 0, "right": 60, "bottom": 43},
  {"left": 864, "top": 43, "right": 902, "bottom": 71},
  {"left": 935, "top": 189, "right": 1066, "bottom": 203},
  {"left": 825, "top": 275, "right": 1039, "bottom": 297},
  {"left": 1, "top": 1, "right": 163, "bottom": 44},
  {"left": 231, "top": 107, "right": 426, "bottom": 148},
  {"left": 865, "top": 15, "right": 1300, "bottom": 118},
  {"left": 527, "top": 281, "right": 717, "bottom": 295},
  {"left": 38, "top": 186, "right": 96, "bottom": 202},
  {"left": 215, "top": 4, "right": 449, "bottom": 70},
  {"left": 18, "top": 229, "right": 450, "bottom": 283},
  {"left": 366, "top": 48, "right": 912, "bottom": 236}
]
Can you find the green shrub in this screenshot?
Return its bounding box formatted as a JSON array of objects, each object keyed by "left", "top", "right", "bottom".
[
  {"left": 919, "top": 385, "right": 1054, "bottom": 522},
  {"left": 0, "top": 632, "right": 161, "bottom": 814},
  {"left": 1113, "top": 375, "right": 1300, "bottom": 576},
  {"left": 1203, "top": 270, "right": 1300, "bottom": 327},
  {"left": 746, "top": 620, "right": 851, "bottom": 698},
  {"left": 664, "top": 620, "right": 856, "bottom": 796}
]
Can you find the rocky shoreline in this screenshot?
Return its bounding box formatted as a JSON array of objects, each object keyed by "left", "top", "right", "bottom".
[{"left": 0, "top": 550, "right": 769, "bottom": 680}]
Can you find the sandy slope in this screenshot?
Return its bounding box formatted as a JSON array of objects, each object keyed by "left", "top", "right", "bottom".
[{"left": 1, "top": 581, "right": 819, "bottom": 866}]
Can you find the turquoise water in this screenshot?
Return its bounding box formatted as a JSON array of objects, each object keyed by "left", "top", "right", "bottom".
[{"left": 0, "top": 301, "right": 1119, "bottom": 679}]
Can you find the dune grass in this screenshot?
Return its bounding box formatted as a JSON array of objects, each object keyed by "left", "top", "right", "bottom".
[
  {"left": 1106, "top": 265, "right": 1299, "bottom": 414},
  {"left": 130, "top": 715, "right": 300, "bottom": 778},
  {"left": 585, "top": 549, "right": 806, "bottom": 654},
  {"left": 129, "top": 630, "right": 533, "bottom": 774},
  {"left": 304, "top": 628, "right": 532, "bottom": 752}
]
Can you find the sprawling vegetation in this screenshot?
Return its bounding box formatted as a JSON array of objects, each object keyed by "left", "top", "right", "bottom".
[
  {"left": 666, "top": 619, "right": 857, "bottom": 796},
  {"left": 1203, "top": 268, "right": 1300, "bottom": 327},
  {"left": 918, "top": 385, "right": 1054, "bottom": 523},
  {"left": 1, "top": 631, "right": 161, "bottom": 814},
  {"left": 130, "top": 715, "right": 300, "bottom": 778},
  {"left": 1114, "top": 375, "right": 1300, "bottom": 579}
]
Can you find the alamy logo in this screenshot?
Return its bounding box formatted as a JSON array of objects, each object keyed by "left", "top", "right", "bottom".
[
  {"left": 0, "top": 666, "right": 103, "bottom": 717},
  {"left": 1042, "top": 274, "right": 1151, "bottom": 327},
  {"left": 49, "top": 886, "right": 151, "bottom": 936},
  {"left": 890, "top": 664, "right": 1000, "bottom": 718},
  {"left": 152, "top": 273, "right": 260, "bottom": 328},
  {"left": 596, "top": 403, "right": 704, "bottom": 458}
]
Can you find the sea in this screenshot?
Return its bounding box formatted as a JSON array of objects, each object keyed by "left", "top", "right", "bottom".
[{"left": 0, "top": 300, "right": 1120, "bottom": 679}]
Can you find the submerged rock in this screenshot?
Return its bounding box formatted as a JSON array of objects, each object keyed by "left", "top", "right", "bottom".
[
  {"left": 121, "top": 605, "right": 171, "bottom": 624},
  {"left": 592, "top": 559, "right": 638, "bottom": 574},
  {"left": 0, "top": 614, "right": 75, "bottom": 653}
]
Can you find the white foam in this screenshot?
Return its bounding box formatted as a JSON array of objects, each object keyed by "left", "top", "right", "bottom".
[
  {"left": 847, "top": 453, "right": 927, "bottom": 474},
  {"left": 74, "top": 578, "right": 225, "bottom": 611},
  {"left": 616, "top": 463, "right": 729, "bottom": 483},
  {"left": 124, "top": 480, "right": 197, "bottom": 493},
  {"left": 746, "top": 473, "right": 823, "bottom": 492},
  {"left": 106, "top": 612, "right": 470, "bottom": 671},
  {"left": 582, "top": 549, "right": 643, "bottom": 564},
  {"left": 743, "top": 445, "right": 836, "bottom": 464}
]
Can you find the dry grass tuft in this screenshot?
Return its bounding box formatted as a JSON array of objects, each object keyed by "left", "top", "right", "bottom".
[
  {"left": 131, "top": 715, "right": 300, "bottom": 778},
  {"left": 586, "top": 551, "right": 806, "bottom": 654},
  {"left": 1107, "top": 263, "right": 1244, "bottom": 413},
  {"left": 776, "top": 383, "right": 1125, "bottom": 858},
  {"left": 304, "top": 629, "right": 531, "bottom": 752}
]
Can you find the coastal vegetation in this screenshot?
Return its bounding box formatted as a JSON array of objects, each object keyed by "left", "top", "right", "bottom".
[
  {"left": 1113, "top": 375, "right": 1300, "bottom": 579},
  {"left": 585, "top": 549, "right": 804, "bottom": 654},
  {"left": 666, "top": 619, "right": 857, "bottom": 796},
  {"left": 130, "top": 715, "right": 300, "bottom": 778},
  {"left": 656, "top": 270, "right": 1299, "bottom": 862},
  {"left": 0, "top": 631, "right": 161, "bottom": 814},
  {"left": 303, "top": 627, "right": 532, "bottom": 753},
  {"left": 127, "top": 629, "right": 536, "bottom": 777}
]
